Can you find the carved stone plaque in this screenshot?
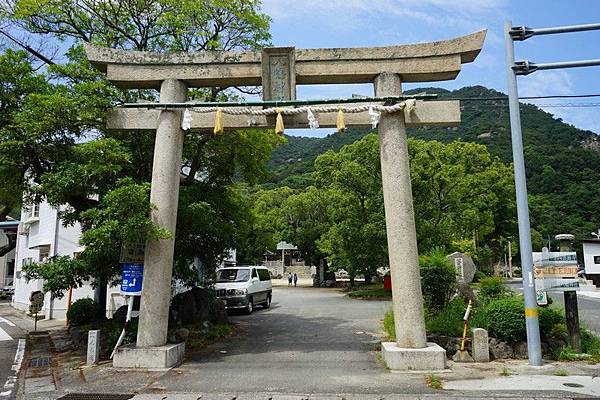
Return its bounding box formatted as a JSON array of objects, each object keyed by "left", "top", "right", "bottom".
[{"left": 262, "top": 47, "right": 296, "bottom": 101}]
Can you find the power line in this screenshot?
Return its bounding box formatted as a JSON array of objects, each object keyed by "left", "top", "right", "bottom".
[
  {"left": 448, "top": 94, "right": 600, "bottom": 102},
  {"left": 0, "top": 30, "right": 54, "bottom": 65}
]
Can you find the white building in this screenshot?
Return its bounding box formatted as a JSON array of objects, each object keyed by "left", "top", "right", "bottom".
[
  {"left": 582, "top": 239, "right": 600, "bottom": 287},
  {"left": 12, "top": 201, "right": 96, "bottom": 319}
]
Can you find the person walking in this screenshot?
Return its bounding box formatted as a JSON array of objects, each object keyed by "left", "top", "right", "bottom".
[
  {"left": 293, "top": 273, "right": 298, "bottom": 287},
  {"left": 288, "top": 272, "right": 293, "bottom": 286}
]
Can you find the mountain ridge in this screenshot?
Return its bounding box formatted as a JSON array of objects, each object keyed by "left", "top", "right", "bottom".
[{"left": 266, "top": 85, "right": 600, "bottom": 238}]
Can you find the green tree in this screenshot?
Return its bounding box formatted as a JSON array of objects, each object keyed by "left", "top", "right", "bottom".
[
  {"left": 7, "top": 1, "right": 279, "bottom": 308},
  {"left": 310, "top": 134, "right": 515, "bottom": 281},
  {"left": 314, "top": 134, "right": 387, "bottom": 285}
]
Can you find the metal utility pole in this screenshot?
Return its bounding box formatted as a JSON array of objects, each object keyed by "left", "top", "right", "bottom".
[
  {"left": 505, "top": 19, "right": 600, "bottom": 366},
  {"left": 504, "top": 20, "right": 542, "bottom": 366}
]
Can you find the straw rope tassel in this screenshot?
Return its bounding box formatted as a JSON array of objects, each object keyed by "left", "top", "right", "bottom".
[
  {"left": 213, "top": 108, "right": 224, "bottom": 136},
  {"left": 275, "top": 109, "right": 285, "bottom": 135},
  {"left": 336, "top": 109, "right": 346, "bottom": 134}
]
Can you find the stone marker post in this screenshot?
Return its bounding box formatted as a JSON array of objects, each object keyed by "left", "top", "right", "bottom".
[
  {"left": 472, "top": 328, "right": 490, "bottom": 362},
  {"left": 137, "top": 79, "right": 188, "bottom": 348},
  {"left": 375, "top": 73, "right": 427, "bottom": 349},
  {"left": 87, "top": 330, "right": 100, "bottom": 365}
]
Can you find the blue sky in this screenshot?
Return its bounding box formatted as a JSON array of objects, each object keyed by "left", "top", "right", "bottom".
[{"left": 261, "top": 0, "right": 600, "bottom": 137}]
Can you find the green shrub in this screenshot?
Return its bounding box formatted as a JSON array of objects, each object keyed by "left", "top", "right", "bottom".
[
  {"left": 103, "top": 319, "right": 138, "bottom": 354},
  {"left": 477, "top": 276, "right": 509, "bottom": 305},
  {"left": 420, "top": 249, "right": 457, "bottom": 312},
  {"left": 426, "top": 297, "right": 466, "bottom": 337},
  {"left": 472, "top": 270, "right": 487, "bottom": 283},
  {"left": 581, "top": 328, "right": 600, "bottom": 361},
  {"left": 67, "top": 298, "right": 102, "bottom": 326},
  {"left": 539, "top": 307, "right": 564, "bottom": 339},
  {"left": 476, "top": 297, "right": 525, "bottom": 343},
  {"left": 475, "top": 297, "right": 565, "bottom": 344}
]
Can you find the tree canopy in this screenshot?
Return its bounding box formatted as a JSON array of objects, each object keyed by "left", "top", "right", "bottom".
[{"left": 3, "top": 0, "right": 280, "bottom": 300}]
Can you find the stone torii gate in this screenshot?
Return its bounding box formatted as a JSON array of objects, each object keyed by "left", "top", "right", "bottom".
[{"left": 85, "top": 30, "right": 485, "bottom": 370}]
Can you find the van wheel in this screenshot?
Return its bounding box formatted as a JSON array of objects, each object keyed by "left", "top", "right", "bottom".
[
  {"left": 245, "top": 297, "right": 254, "bottom": 314},
  {"left": 263, "top": 295, "right": 271, "bottom": 309}
]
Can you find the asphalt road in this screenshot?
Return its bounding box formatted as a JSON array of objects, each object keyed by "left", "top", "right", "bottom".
[
  {"left": 155, "top": 286, "right": 444, "bottom": 395},
  {"left": 505, "top": 281, "right": 600, "bottom": 334},
  {"left": 0, "top": 301, "right": 26, "bottom": 400}
]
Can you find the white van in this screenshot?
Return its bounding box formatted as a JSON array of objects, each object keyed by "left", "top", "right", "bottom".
[{"left": 214, "top": 266, "right": 272, "bottom": 314}]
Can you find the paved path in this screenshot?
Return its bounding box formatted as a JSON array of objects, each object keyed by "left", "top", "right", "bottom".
[
  {"left": 0, "top": 302, "right": 26, "bottom": 400},
  {"left": 10, "top": 288, "right": 594, "bottom": 399},
  {"left": 161, "top": 286, "right": 406, "bottom": 394}
]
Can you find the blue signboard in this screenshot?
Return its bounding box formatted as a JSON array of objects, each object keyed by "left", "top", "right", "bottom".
[{"left": 121, "top": 263, "right": 144, "bottom": 295}]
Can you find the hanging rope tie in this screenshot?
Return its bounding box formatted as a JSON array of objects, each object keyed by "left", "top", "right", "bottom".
[
  {"left": 275, "top": 109, "right": 285, "bottom": 135},
  {"left": 336, "top": 109, "right": 346, "bottom": 134},
  {"left": 181, "top": 108, "right": 193, "bottom": 131},
  {"left": 368, "top": 106, "right": 381, "bottom": 129},
  {"left": 307, "top": 108, "right": 319, "bottom": 129},
  {"left": 213, "top": 108, "right": 224, "bottom": 136},
  {"left": 405, "top": 98, "right": 417, "bottom": 114}
]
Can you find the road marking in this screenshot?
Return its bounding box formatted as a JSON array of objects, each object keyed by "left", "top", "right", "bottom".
[
  {"left": 0, "top": 317, "right": 15, "bottom": 327},
  {"left": 0, "top": 327, "right": 11, "bottom": 342},
  {"left": 0, "top": 339, "right": 25, "bottom": 398}
]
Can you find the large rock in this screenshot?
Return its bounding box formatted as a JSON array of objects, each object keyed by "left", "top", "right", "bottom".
[
  {"left": 169, "top": 286, "right": 228, "bottom": 328},
  {"left": 447, "top": 252, "right": 476, "bottom": 283},
  {"left": 489, "top": 338, "right": 513, "bottom": 360},
  {"left": 513, "top": 341, "right": 528, "bottom": 359}
]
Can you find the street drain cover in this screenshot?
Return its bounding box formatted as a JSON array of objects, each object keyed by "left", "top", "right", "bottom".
[
  {"left": 57, "top": 394, "right": 135, "bottom": 400},
  {"left": 29, "top": 357, "right": 50, "bottom": 368},
  {"left": 563, "top": 382, "right": 585, "bottom": 388}
]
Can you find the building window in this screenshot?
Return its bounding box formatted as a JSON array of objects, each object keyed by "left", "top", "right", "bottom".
[
  {"left": 32, "top": 203, "right": 40, "bottom": 218},
  {"left": 594, "top": 256, "right": 600, "bottom": 264},
  {"left": 38, "top": 245, "right": 51, "bottom": 262}
]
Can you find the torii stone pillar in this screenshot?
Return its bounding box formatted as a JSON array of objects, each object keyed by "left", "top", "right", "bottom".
[
  {"left": 84, "top": 30, "right": 485, "bottom": 370},
  {"left": 375, "top": 73, "right": 428, "bottom": 349},
  {"left": 137, "top": 79, "right": 187, "bottom": 348}
]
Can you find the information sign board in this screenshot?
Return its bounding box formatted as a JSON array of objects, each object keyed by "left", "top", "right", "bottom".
[
  {"left": 121, "top": 263, "right": 144, "bottom": 295},
  {"left": 532, "top": 248, "right": 579, "bottom": 292}
]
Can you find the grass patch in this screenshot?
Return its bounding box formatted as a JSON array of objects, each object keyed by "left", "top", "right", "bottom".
[
  {"left": 499, "top": 367, "right": 511, "bottom": 376},
  {"left": 383, "top": 308, "right": 395, "bottom": 340},
  {"left": 347, "top": 283, "right": 391, "bottom": 300},
  {"left": 555, "top": 328, "right": 600, "bottom": 363},
  {"left": 374, "top": 352, "right": 389, "bottom": 371},
  {"left": 185, "top": 323, "right": 236, "bottom": 350},
  {"left": 426, "top": 374, "right": 442, "bottom": 389},
  {"left": 554, "top": 369, "right": 568, "bottom": 376},
  {"left": 383, "top": 298, "right": 466, "bottom": 339}
]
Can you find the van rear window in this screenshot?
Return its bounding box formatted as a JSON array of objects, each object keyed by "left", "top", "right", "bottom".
[{"left": 258, "top": 269, "right": 271, "bottom": 281}]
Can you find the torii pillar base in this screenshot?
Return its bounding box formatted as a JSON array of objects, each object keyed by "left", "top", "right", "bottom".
[
  {"left": 113, "top": 343, "right": 185, "bottom": 369},
  {"left": 382, "top": 342, "right": 446, "bottom": 371}
]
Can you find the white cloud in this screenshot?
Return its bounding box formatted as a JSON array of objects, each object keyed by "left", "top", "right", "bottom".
[
  {"left": 262, "top": 0, "right": 507, "bottom": 28},
  {"left": 518, "top": 70, "right": 574, "bottom": 97},
  {"left": 516, "top": 70, "right": 600, "bottom": 133}
]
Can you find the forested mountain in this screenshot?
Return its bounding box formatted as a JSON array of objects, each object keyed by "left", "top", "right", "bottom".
[{"left": 266, "top": 86, "right": 600, "bottom": 240}]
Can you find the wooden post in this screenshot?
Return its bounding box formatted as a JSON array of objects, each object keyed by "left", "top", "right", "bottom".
[{"left": 564, "top": 291, "right": 581, "bottom": 351}]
